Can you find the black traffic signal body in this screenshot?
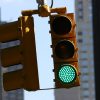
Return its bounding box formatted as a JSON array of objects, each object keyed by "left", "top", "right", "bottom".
[
  {"left": 49, "top": 13, "right": 80, "bottom": 88},
  {"left": 0, "top": 16, "right": 40, "bottom": 91}
]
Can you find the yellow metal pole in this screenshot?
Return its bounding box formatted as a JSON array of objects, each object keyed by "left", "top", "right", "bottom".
[{"left": 21, "top": 5, "right": 67, "bottom": 17}]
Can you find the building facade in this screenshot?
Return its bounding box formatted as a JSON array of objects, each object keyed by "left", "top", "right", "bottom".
[
  {"left": 75, "top": 0, "right": 95, "bottom": 100},
  {"left": 0, "top": 8, "right": 24, "bottom": 100}
]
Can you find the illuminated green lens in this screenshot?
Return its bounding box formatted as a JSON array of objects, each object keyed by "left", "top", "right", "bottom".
[{"left": 58, "top": 64, "right": 76, "bottom": 84}]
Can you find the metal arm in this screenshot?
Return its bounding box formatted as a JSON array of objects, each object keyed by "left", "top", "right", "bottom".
[{"left": 36, "top": 0, "right": 47, "bottom": 6}]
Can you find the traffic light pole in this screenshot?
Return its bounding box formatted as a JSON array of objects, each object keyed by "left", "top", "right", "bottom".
[{"left": 21, "top": 5, "right": 66, "bottom": 17}]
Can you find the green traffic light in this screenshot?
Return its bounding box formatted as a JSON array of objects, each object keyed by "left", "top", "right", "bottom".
[{"left": 57, "top": 64, "right": 77, "bottom": 84}]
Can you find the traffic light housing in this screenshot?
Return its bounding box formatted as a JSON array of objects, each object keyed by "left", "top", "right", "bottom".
[
  {"left": 0, "top": 16, "right": 40, "bottom": 91},
  {"left": 49, "top": 13, "right": 80, "bottom": 88}
]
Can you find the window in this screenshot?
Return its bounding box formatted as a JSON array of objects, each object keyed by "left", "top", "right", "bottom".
[
  {"left": 78, "top": 31, "right": 83, "bottom": 35},
  {"left": 77, "top": 0, "right": 84, "bottom": 19},
  {"left": 81, "top": 83, "right": 89, "bottom": 89},
  {"left": 81, "top": 74, "right": 89, "bottom": 81},
  {"left": 78, "top": 12, "right": 83, "bottom": 19},
  {"left": 82, "top": 90, "right": 90, "bottom": 97},
  {"left": 81, "top": 67, "right": 89, "bottom": 74},
  {"left": 81, "top": 60, "right": 88, "bottom": 66},
  {"left": 78, "top": 39, "right": 83, "bottom": 43}
]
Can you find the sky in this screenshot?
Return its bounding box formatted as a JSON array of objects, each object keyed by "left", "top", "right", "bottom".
[{"left": 0, "top": 0, "right": 75, "bottom": 100}]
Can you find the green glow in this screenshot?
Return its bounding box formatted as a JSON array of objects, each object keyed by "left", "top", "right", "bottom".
[{"left": 58, "top": 64, "right": 76, "bottom": 84}]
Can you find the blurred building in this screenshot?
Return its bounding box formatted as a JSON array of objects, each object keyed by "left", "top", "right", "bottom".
[
  {"left": 75, "top": 0, "right": 96, "bottom": 100},
  {"left": 0, "top": 8, "right": 24, "bottom": 100}
]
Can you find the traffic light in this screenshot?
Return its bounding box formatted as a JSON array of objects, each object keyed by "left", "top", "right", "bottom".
[
  {"left": 49, "top": 13, "right": 80, "bottom": 88},
  {"left": 0, "top": 16, "right": 40, "bottom": 91}
]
